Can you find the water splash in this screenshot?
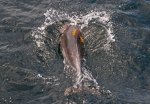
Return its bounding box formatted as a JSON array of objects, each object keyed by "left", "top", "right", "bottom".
[
  {"left": 69, "top": 10, "right": 115, "bottom": 51},
  {"left": 74, "top": 67, "right": 99, "bottom": 89},
  {"left": 31, "top": 8, "right": 113, "bottom": 96},
  {"left": 36, "top": 74, "right": 60, "bottom": 85},
  {"left": 32, "top": 8, "right": 115, "bottom": 51},
  {"left": 63, "top": 59, "right": 112, "bottom": 96}
]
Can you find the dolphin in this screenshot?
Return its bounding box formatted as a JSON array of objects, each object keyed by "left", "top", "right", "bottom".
[
  {"left": 59, "top": 24, "right": 86, "bottom": 95},
  {"left": 59, "top": 24, "right": 110, "bottom": 96},
  {"left": 60, "top": 24, "right": 84, "bottom": 77}
]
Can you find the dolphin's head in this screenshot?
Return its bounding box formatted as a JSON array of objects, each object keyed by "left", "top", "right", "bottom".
[{"left": 60, "top": 24, "right": 68, "bottom": 34}]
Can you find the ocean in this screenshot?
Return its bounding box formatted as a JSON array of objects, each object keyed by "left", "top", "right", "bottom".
[{"left": 0, "top": 0, "right": 150, "bottom": 104}]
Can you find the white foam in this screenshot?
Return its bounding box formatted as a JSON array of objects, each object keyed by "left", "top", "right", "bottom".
[
  {"left": 79, "top": 11, "right": 114, "bottom": 51},
  {"left": 36, "top": 74, "right": 59, "bottom": 85},
  {"left": 32, "top": 8, "right": 115, "bottom": 51},
  {"left": 31, "top": 8, "right": 70, "bottom": 48}
]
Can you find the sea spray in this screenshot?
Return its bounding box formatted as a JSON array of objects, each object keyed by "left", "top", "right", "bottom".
[
  {"left": 32, "top": 8, "right": 115, "bottom": 51},
  {"left": 31, "top": 8, "right": 114, "bottom": 96}
]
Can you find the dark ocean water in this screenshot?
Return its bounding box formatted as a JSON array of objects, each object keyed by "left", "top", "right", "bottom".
[{"left": 0, "top": 0, "right": 150, "bottom": 104}]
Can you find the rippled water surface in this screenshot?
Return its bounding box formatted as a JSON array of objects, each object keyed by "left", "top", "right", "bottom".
[{"left": 0, "top": 0, "right": 150, "bottom": 104}]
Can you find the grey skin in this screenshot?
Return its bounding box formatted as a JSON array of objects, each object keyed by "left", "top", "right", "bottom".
[{"left": 60, "top": 24, "right": 84, "bottom": 81}]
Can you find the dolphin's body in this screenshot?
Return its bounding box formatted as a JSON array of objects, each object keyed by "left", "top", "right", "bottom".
[
  {"left": 60, "top": 24, "right": 86, "bottom": 95},
  {"left": 60, "top": 25, "right": 84, "bottom": 80},
  {"left": 59, "top": 24, "right": 110, "bottom": 96}
]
